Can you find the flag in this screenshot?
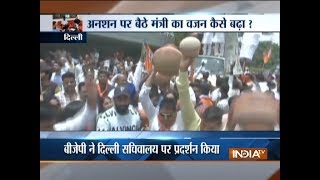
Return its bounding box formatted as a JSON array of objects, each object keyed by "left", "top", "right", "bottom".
[
  {"left": 144, "top": 43, "right": 153, "bottom": 74},
  {"left": 263, "top": 47, "right": 272, "bottom": 64}
]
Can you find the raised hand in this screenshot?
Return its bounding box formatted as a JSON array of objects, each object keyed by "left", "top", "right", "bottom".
[
  {"left": 180, "top": 56, "right": 194, "bottom": 72},
  {"left": 140, "top": 42, "right": 147, "bottom": 62},
  {"left": 145, "top": 66, "right": 156, "bottom": 87},
  {"left": 85, "top": 72, "right": 97, "bottom": 109}
]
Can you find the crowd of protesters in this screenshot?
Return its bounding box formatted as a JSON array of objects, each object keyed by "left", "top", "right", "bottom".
[{"left": 40, "top": 35, "right": 280, "bottom": 132}]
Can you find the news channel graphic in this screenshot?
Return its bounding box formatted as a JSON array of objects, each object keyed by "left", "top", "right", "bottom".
[
  {"left": 75, "top": 14, "right": 279, "bottom": 32},
  {"left": 81, "top": 14, "right": 279, "bottom": 32},
  {"left": 52, "top": 14, "right": 83, "bottom": 32},
  {"left": 41, "top": 14, "right": 280, "bottom": 32},
  {"left": 40, "top": 131, "right": 279, "bottom": 161},
  {"left": 40, "top": 32, "right": 87, "bottom": 43}
]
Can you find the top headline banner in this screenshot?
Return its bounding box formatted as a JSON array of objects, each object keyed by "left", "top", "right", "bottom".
[{"left": 80, "top": 14, "right": 279, "bottom": 32}]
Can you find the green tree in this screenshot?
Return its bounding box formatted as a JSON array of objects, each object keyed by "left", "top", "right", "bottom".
[
  {"left": 250, "top": 42, "right": 280, "bottom": 72},
  {"left": 173, "top": 32, "right": 190, "bottom": 46}
]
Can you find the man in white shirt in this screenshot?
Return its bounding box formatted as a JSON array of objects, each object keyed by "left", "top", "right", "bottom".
[
  {"left": 193, "top": 61, "right": 205, "bottom": 80},
  {"left": 96, "top": 85, "right": 141, "bottom": 131},
  {"left": 59, "top": 57, "right": 69, "bottom": 75},
  {"left": 216, "top": 97, "right": 229, "bottom": 114},
  {"left": 139, "top": 70, "right": 184, "bottom": 131},
  {"left": 266, "top": 81, "right": 280, "bottom": 101},
  {"left": 212, "top": 33, "right": 225, "bottom": 57},
  {"left": 202, "top": 33, "right": 214, "bottom": 56},
  {"left": 215, "top": 80, "right": 230, "bottom": 114},
  {"left": 256, "top": 73, "right": 269, "bottom": 93},
  {"left": 228, "top": 75, "right": 241, "bottom": 98},
  {"left": 212, "top": 79, "right": 229, "bottom": 104},
  {"left": 210, "top": 76, "right": 224, "bottom": 103},
  {"left": 157, "top": 95, "right": 183, "bottom": 131}
]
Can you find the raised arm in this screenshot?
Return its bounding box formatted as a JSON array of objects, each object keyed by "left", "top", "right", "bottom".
[
  {"left": 110, "top": 73, "right": 121, "bottom": 86},
  {"left": 228, "top": 63, "right": 235, "bottom": 97},
  {"left": 139, "top": 70, "right": 158, "bottom": 123},
  {"left": 133, "top": 43, "right": 147, "bottom": 91},
  {"left": 133, "top": 61, "right": 144, "bottom": 92},
  {"left": 193, "top": 62, "right": 204, "bottom": 80},
  {"left": 176, "top": 56, "right": 201, "bottom": 131},
  {"left": 53, "top": 72, "right": 98, "bottom": 131}
]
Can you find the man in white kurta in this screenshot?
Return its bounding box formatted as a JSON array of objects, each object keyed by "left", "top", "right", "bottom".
[
  {"left": 212, "top": 33, "right": 225, "bottom": 57},
  {"left": 202, "top": 33, "right": 214, "bottom": 56}
]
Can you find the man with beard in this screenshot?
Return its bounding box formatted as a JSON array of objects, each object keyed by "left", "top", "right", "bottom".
[{"left": 96, "top": 84, "right": 141, "bottom": 131}]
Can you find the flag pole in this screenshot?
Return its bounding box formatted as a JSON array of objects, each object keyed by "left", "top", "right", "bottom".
[{"left": 242, "top": 60, "right": 246, "bottom": 74}]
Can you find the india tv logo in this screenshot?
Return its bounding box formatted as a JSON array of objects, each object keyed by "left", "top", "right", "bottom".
[{"left": 229, "top": 148, "right": 268, "bottom": 160}]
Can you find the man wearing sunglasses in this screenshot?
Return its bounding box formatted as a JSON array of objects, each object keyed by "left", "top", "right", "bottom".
[
  {"left": 139, "top": 69, "right": 184, "bottom": 131},
  {"left": 139, "top": 54, "right": 201, "bottom": 131}
]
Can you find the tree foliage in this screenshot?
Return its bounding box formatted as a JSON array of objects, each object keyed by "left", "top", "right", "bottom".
[
  {"left": 172, "top": 33, "right": 280, "bottom": 73},
  {"left": 173, "top": 32, "right": 190, "bottom": 46},
  {"left": 250, "top": 41, "right": 280, "bottom": 71}
]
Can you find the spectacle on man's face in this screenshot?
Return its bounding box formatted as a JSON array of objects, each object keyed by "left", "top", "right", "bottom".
[{"left": 158, "top": 106, "right": 177, "bottom": 127}]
